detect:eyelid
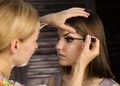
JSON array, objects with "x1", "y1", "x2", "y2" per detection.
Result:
[
  {"x1": 64, "y1": 37, "x2": 74, "y2": 39},
  {"x1": 64, "y1": 35, "x2": 74, "y2": 38},
  {"x1": 65, "y1": 37, "x2": 84, "y2": 41}
]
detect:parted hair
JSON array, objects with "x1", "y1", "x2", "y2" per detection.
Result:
[{"x1": 61, "y1": 10, "x2": 114, "y2": 79}]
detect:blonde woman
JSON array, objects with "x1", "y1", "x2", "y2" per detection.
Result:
[{"x1": 0, "y1": 0, "x2": 89, "y2": 85}]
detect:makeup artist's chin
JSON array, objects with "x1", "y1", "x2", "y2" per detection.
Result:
[
  {"x1": 17, "y1": 63, "x2": 27, "y2": 67},
  {"x1": 20, "y1": 63, "x2": 27, "y2": 67}
]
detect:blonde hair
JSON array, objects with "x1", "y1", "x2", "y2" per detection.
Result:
[{"x1": 0, "y1": 0, "x2": 39, "y2": 52}]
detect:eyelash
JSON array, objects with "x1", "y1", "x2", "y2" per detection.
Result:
[
  {"x1": 64, "y1": 37, "x2": 74, "y2": 42},
  {"x1": 57, "y1": 37, "x2": 74, "y2": 42}
]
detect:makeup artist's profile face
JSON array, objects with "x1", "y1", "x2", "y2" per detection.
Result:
[
  {"x1": 56, "y1": 29, "x2": 84, "y2": 66},
  {"x1": 13, "y1": 22, "x2": 40, "y2": 67}
]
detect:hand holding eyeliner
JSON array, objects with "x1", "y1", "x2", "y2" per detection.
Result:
[{"x1": 83, "y1": 36, "x2": 96, "y2": 49}]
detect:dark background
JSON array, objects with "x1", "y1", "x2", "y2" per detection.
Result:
[
  {"x1": 10, "y1": 0, "x2": 120, "y2": 86},
  {"x1": 96, "y1": 0, "x2": 120, "y2": 84}
]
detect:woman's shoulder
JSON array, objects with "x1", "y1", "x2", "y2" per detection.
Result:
[
  {"x1": 112, "y1": 83, "x2": 120, "y2": 86},
  {"x1": 0, "y1": 76, "x2": 23, "y2": 86},
  {"x1": 100, "y1": 78, "x2": 119, "y2": 86},
  {"x1": 47, "y1": 75, "x2": 55, "y2": 86},
  {"x1": 47, "y1": 72, "x2": 63, "y2": 86}
]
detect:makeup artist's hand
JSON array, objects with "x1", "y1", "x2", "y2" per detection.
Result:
[
  {"x1": 77, "y1": 35, "x2": 100, "y2": 69},
  {"x1": 39, "y1": 7, "x2": 90, "y2": 33},
  {"x1": 70, "y1": 35, "x2": 100, "y2": 86}
]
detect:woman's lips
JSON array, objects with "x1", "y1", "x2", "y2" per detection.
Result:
[{"x1": 58, "y1": 54, "x2": 66, "y2": 59}]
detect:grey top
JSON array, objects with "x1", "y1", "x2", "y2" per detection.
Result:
[
  {"x1": 54, "y1": 73, "x2": 63, "y2": 86},
  {"x1": 54, "y1": 73, "x2": 117, "y2": 86}
]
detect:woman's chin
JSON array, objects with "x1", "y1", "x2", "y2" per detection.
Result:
[{"x1": 59, "y1": 61, "x2": 70, "y2": 66}]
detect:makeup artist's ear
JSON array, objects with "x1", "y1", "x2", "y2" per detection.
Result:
[{"x1": 10, "y1": 39, "x2": 20, "y2": 54}]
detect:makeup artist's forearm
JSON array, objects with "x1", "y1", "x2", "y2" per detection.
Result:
[
  {"x1": 71, "y1": 67, "x2": 85, "y2": 86},
  {"x1": 39, "y1": 14, "x2": 53, "y2": 24}
]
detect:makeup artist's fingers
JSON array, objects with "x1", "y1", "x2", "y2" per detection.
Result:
[
  {"x1": 83, "y1": 35, "x2": 91, "y2": 50},
  {"x1": 79, "y1": 35, "x2": 100, "y2": 66},
  {"x1": 62, "y1": 7, "x2": 90, "y2": 18},
  {"x1": 90, "y1": 36, "x2": 100, "y2": 55},
  {"x1": 40, "y1": 7, "x2": 90, "y2": 33}
]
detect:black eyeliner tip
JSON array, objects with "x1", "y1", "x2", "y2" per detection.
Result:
[
  {"x1": 83, "y1": 37, "x2": 85, "y2": 41},
  {"x1": 91, "y1": 38, "x2": 96, "y2": 42},
  {"x1": 83, "y1": 37, "x2": 96, "y2": 42}
]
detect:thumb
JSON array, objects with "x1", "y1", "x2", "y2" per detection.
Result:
[{"x1": 84, "y1": 35, "x2": 91, "y2": 50}]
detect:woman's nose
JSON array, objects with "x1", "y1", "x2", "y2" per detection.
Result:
[{"x1": 55, "y1": 40, "x2": 64, "y2": 50}]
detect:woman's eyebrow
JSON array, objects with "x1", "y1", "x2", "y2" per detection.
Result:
[{"x1": 63, "y1": 32, "x2": 72, "y2": 37}]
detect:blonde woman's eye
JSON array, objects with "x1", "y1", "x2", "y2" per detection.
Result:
[{"x1": 65, "y1": 38, "x2": 74, "y2": 42}]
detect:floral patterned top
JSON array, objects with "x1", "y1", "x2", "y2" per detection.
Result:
[{"x1": 0, "y1": 76, "x2": 23, "y2": 86}]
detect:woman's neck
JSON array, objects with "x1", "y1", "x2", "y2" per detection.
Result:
[
  {"x1": 71, "y1": 65, "x2": 104, "y2": 86},
  {"x1": 71, "y1": 64, "x2": 88, "y2": 80},
  {"x1": 62, "y1": 65, "x2": 88, "y2": 86},
  {"x1": 0, "y1": 54, "x2": 14, "y2": 79}
]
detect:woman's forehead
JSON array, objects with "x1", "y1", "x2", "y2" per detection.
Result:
[{"x1": 57, "y1": 29, "x2": 82, "y2": 37}]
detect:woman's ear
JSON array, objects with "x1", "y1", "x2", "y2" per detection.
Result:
[{"x1": 10, "y1": 39, "x2": 20, "y2": 55}]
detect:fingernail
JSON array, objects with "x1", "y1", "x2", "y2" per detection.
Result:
[
  {"x1": 87, "y1": 13, "x2": 90, "y2": 15},
  {"x1": 85, "y1": 15, "x2": 89, "y2": 18},
  {"x1": 72, "y1": 30, "x2": 76, "y2": 33},
  {"x1": 82, "y1": 8, "x2": 85, "y2": 10},
  {"x1": 87, "y1": 34, "x2": 91, "y2": 38}
]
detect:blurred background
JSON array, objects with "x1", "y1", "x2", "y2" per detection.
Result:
[{"x1": 10, "y1": 0, "x2": 120, "y2": 86}]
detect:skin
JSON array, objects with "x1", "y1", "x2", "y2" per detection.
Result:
[
  {"x1": 56, "y1": 29, "x2": 85, "y2": 86},
  {"x1": 39, "y1": 7, "x2": 90, "y2": 33},
  {"x1": 0, "y1": 7, "x2": 95, "y2": 85},
  {"x1": 0, "y1": 7, "x2": 90, "y2": 79},
  {"x1": 54, "y1": 29, "x2": 119, "y2": 86},
  {"x1": 56, "y1": 29, "x2": 84, "y2": 68},
  {"x1": 47, "y1": 29, "x2": 100, "y2": 86},
  {"x1": 12, "y1": 22, "x2": 41, "y2": 67},
  {"x1": 70, "y1": 34, "x2": 100, "y2": 86}
]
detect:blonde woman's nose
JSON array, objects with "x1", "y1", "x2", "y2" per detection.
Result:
[{"x1": 35, "y1": 42, "x2": 38, "y2": 49}]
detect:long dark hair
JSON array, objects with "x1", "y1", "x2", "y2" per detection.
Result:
[{"x1": 61, "y1": 10, "x2": 114, "y2": 79}]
